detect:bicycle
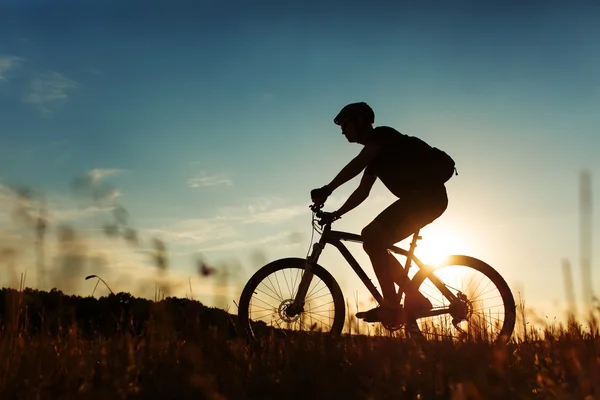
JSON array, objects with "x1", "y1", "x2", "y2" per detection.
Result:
[{"x1": 238, "y1": 204, "x2": 516, "y2": 343}]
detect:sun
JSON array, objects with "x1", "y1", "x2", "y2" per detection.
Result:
[{"x1": 413, "y1": 226, "x2": 470, "y2": 266}]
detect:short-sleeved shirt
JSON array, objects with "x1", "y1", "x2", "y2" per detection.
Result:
[{"x1": 365, "y1": 126, "x2": 442, "y2": 198}]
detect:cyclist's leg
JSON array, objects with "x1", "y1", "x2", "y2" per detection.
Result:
[
  {"x1": 361, "y1": 186, "x2": 448, "y2": 309},
  {"x1": 361, "y1": 220, "x2": 397, "y2": 308}
]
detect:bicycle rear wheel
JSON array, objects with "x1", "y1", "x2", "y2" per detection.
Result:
[
  {"x1": 407, "y1": 255, "x2": 516, "y2": 343},
  {"x1": 238, "y1": 257, "x2": 345, "y2": 338}
]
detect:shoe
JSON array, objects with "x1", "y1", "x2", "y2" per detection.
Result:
[
  {"x1": 356, "y1": 306, "x2": 405, "y2": 324},
  {"x1": 404, "y1": 291, "x2": 432, "y2": 317}
]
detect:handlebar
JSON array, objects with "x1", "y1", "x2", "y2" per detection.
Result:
[{"x1": 309, "y1": 203, "x2": 340, "y2": 227}]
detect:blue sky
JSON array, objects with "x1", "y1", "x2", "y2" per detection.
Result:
[{"x1": 0, "y1": 0, "x2": 599, "y2": 321}]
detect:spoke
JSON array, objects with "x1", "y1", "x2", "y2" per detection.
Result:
[
  {"x1": 301, "y1": 316, "x2": 331, "y2": 331},
  {"x1": 305, "y1": 280, "x2": 325, "y2": 300},
  {"x1": 473, "y1": 303, "x2": 504, "y2": 311},
  {"x1": 245, "y1": 266, "x2": 340, "y2": 334},
  {"x1": 252, "y1": 310, "x2": 279, "y2": 320},
  {"x1": 472, "y1": 288, "x2": 502, "y2": 302},
  {"x1": 291, "y1": 268, "x2": 301, "y2": 298},
  {"x1": 470, "y1": 313, "x2": 505, "y2": 324},
  {"x1": 282, "y1": 269, "x2": 293, "y2": 297},
  {"x1": 249, "y1": 304, "x2": 276, "y2": 312},
  {"x1": 252, "y1": 294, "x2": 280, "y2": 311},
  {"x1": 471, "y1": 298, "x2": 504, "y2": 307},
  {"x1": 305, "y1": 300, "x2": 334, "y2": 311},
  {"x1": 440, "y1": 280, "x2": 461, "y2": 294},
  {"x1": 467, "y1": 275, "x2": 486, "y2": 300},
  {"x1": 271, "y1": 272, "x2": 285, "y2": 300},
  {"x1": 272, "y1": 317, "x2": 285, "y2": 330},
  {"x1": 257, "y1": 279, "x2": 282, "y2": 301},
  {"x1": 265, "y1": 276, "x2": 284, "y2": 301},
  {"x1": 305, "y1": 305, "x2": 335, "y2": 315},
  {"x1": 298, "y1": 319, "x2": 316, "y2": 331},
  {"x1": 463, "y1": 270, "x2": 477, "y2": 295},
  {"x1": 306, "y1": 292, "x2": 333, "y2": 303},
  {"x1": 472, "y1": 279, "x2": 492, "y2": 300},
  {"x1": 472, "y1": 305, "x2": 506, "y2": 313},
  {"x1": 305, "y1": 285, "x2": 330, "y2": 303},
  {"x1": 304, "y1": 311, "x2": 334, "y2": 319},
  {"x1": 254, "y1": 287, "x2": 283, "y2": 304}
]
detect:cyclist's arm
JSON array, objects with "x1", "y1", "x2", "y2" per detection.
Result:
[
  {"x1": 326, "y1": 143, "x2": 381, "y2": 192},
  {"x1": 335, "y1": 172, "x2": 376, "y2": 217}
]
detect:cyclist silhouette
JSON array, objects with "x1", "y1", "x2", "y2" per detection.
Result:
[{"x1": 311, "y1": 102, "x2": 451, "y2": 323}]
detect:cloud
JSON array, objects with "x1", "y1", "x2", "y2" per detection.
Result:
[
  {"x1": 71, "y1": 169, "x2": 124, "y2": 206},
  {"x1": 88, "y1": 168, "x2": 124, "y2": 183},
  {"x1": 0, "y1": 181, "x2": 312, "y2": 303},
  {"x1": 218, "y1": 197, "x2": 307, "y2": 225},
  {"x1": 0, "y1": 183, "x2": 114, "y2": 234},
  {"x1": 244, "y1": 196, "x2": 281, "y2": 213},
  {"x1": 24, "y1": 71, "x2": 79, "y2": 113},
  {"x1": 242, "y1": 205, "x2": 307, "y2": 225},
  {"x1": 0, "y1": 183, "x2": 38, "y2": 226},
  {"x1": 49, "y1": 206, "x2": 108, "y2": 223},
  {"x1": 187, "y1": 171, "x2": 232, "y2": 188},
  {"x1": 143, "y1": 197, "x2": 307, "y2": 252},
  {"x1": 0, "y1": 55, "x2": 23, "y2": 82},
  {"x1": 145, "y1": 218, "x2": 237, "y2": 246},
  {"x1": 197, "y1": 232, "x2": 291, "y2": 252}
]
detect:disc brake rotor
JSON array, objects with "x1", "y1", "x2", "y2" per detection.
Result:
[{"x1": 278, "y1": 299, "x2": 302, "y2": 323}]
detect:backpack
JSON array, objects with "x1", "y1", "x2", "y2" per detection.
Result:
[{"x1": 427, "y1": 147, "x2": 458, "y2": 184}]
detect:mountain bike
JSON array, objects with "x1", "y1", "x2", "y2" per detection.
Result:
[{"x1": 238, "y1": 204, "x2": 516, "y2": 342}]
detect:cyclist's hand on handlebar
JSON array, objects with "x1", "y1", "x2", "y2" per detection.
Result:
[
  {"x1": 318, "y1": 210, "x2": 341, "y2": 226},
  {"x1": 311, "y1": 185, "x2": 332, "y2": 205}
]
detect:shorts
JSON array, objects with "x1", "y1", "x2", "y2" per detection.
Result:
[{"x1": 371, "y1": 185, "x2": 448, "y2": 244}]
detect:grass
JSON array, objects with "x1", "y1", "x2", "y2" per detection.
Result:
[
  {"x1": 2, "y1": 184, "x2": 598, "y2": 398},
  {"x1": 1, "y1": 288, "x2": 600, "y2": 399}
]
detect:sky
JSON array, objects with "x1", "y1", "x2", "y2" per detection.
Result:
[{"x1": 0, "y1": 0, "x2": 599, "y2": 323}]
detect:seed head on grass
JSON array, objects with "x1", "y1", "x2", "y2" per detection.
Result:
[
  {"x1": 123, "y1": 228, "x2": 139, "y2": 246},
  {"x1": 103, "y1": 223, "x2": 120, "y2": 237},
  {"x1": 152, "y1": 238, "x2": 168, "y2": 271},
  {"x1": 197, "y1": 257, "x2": 216, "y2": 277}
]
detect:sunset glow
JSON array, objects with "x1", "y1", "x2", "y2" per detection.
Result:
[{"x1": 414, "y1": 226, "x2": 474, "y2": 267}]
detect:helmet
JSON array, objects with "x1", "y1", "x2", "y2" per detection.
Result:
[{"x1": 333, "y1": 102, "x2": 375, "y2": 126}]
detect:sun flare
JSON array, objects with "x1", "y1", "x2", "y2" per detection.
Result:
[{"x1": 412, "y1": 227, "x2": 471, "y2": 266}]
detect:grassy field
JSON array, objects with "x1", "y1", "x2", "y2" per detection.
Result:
[{"x1": 1, "y1": 289, "x2": 599, "y2": 400}]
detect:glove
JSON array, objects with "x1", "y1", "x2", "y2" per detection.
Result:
[
  {"x1": 310, "y1": 185, "x2": 332, "y2": 205},
  {"x1": 317, "y1": 210, "x2": 341, "y2": 226}
]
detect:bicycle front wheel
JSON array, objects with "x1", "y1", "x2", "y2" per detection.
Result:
[
  {"x1": 408, "y1": 255, "x2": 516, "y2": 343},
  {"x1": 238, "y1": 257, "x2": 345, "y2": 338}
]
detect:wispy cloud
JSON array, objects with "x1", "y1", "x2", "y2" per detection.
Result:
[
  {"x1": 145, "y1": 217, "x2": 237, "y2": 245},
  {"x1": 144, "y1": 197, "x2": 307, "y2": 252},
  {"x1": 187, "y1": 171, "x2": 232, "y2": 188},
  {"x1": 242, "y1": 205, "x2": 307, "y2": 225},
  {"x1": 0, "y1": 55, "x2": 23, "y2": 82},
  {"x1": 0, "y1": 183, "x2": 37, "y2": 226},
  {"x1": 49, "y1": 205, "x2": 109, "y2": 223},
  {"x1": 218, "y1": 197, "x2": 307, "y2": 225},
  {"x1": 197, "y1": 232, "x2": 291, "y2": 252},
  {"x1": 88, "y1": 168, "x2": 124, "y2": 183},
  {"x1": 24, "y1": 71, "x2": 78, "y2": 113},
  {"x1": 0, "y1": 182, "x2": 114, "y2": 229},
  {"x1": 71, "y1": 168, "x2": 124, "y2": 206}
]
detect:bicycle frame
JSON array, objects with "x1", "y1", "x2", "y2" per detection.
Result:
[{"x1": 291, "y1": 220, "x2": 460, "y2": 319}]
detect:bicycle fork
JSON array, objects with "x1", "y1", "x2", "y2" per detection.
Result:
[{"x1": 288, "y1": 241, "x2": 324, "y2": 316}]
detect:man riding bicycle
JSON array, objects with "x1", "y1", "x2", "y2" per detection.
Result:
[{"x1": 311, "y1": 102, "x2": 454, "y2": 324}]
